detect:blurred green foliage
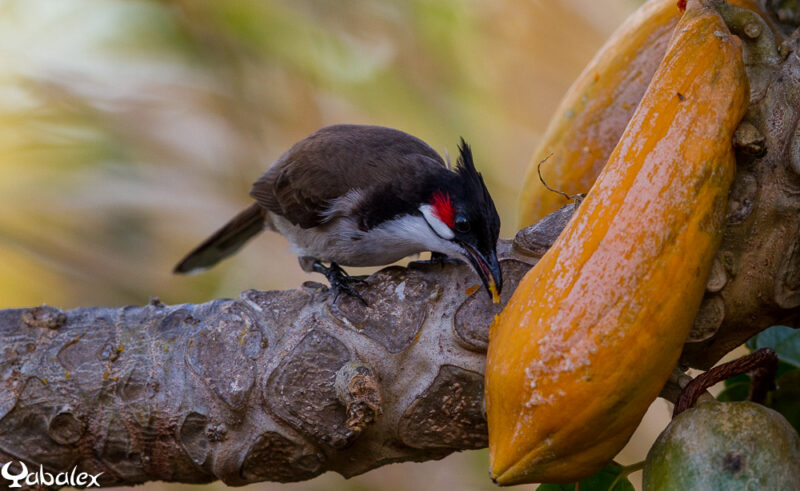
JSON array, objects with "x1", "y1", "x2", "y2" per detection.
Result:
[{"x1": 537, "y1": 463, "x2": 635, "y2": 491}]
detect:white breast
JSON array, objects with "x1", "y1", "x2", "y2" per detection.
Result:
[{"x1": 268, "y1": 211, "x2": 463, "y2": 267}]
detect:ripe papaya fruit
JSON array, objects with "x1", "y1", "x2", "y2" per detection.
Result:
[
  {"x1": 518, "y1": 0, "x2": 772, "y2": 227},
  {"x1": 642, "y1": 401, "x2": 800, "y2": 490},
  {"x1": 487, "y1": 0, "x2": 749, "y2": 485},
  {"x1": 517, "y1": 0, "x2": 679, "y2": 227}
]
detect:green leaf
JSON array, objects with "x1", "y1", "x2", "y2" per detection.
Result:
[
  {"x1": 775, "y1": 332, "x2": 800, "y2": 368},
  {"x1": 747, "y1": 325, "x2": 791, "y2": 350},
  {"x1": 718, "y1": 362, "x2": 798, "y2": 402},
  {"x1": 723, "y1": 372, "x2": 750, "y2": 388},
  {"x1": 746, "y1": 325, "x2": 793, "y2": 350},
  {"x1": 778, "y1": 360, "x2": 799, "y2": 378},
  {"x1": 747, "y1": 326, "x2": 800, "y2": 367},
  {"x1": 717, "y1": 381, "x2": 750, "y2": 402},
  {"x1": 536, "y1": 463, "x2": 635, "y2": 491},
  {"x1": 536, "y1": 483, "x2": 572, "y2": 490},
  {"x1": 772, "y1": 370, "x2": 800, "y2": 434}
]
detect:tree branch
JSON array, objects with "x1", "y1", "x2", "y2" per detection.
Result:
[{"x1": 0, "y1": 232, "x2": 548, "y2": 487}]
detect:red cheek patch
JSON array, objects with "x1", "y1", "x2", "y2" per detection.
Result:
[{"x1": 431, "y1": 191, "x2": 455, "y2": 228}]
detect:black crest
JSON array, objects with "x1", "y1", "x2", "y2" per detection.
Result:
[
  {"x1": 455, "y1": 140, "x2": 498, "y2": 216},
  {"x1": 455, "y1": 139, "x2": 485, "y2": 197},
  {"x1": 452, "y1": 138, "x2": 501, "y2": 245}
]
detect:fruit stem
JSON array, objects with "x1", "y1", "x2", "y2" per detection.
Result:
[
  {"x1": 747, "y1": 348, "x2": 780, "y2": 403},
  {"x1": 673, "y1": 348, "x2": 778, "y2": 416}
]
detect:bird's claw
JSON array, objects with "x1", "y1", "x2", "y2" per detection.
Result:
[
  {"x1": 313, "y1": 261, "x2": 368, "y2": 305},
  {"x1": 331, "y1": 280, "x2": 368, "y2": 306}
]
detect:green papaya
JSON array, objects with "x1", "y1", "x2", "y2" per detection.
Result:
[{"x1": 643, "y1": 401, "x2": 800, "y2": 490}]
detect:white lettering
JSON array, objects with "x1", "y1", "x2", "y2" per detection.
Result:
[
  {"x1": 1, "y1": 461, "x2": 28, "y2": 488},
  {"x1": 56, "y1": 472, "x2": 70, "y2": 486},
  {"x1": 25, "y1": 471, "x2": 38, "y2": 486},
  {"x1": 87, "y1": 472, "x2": 103, "y2": 487},
  {"x1": 39, "y1": 465, "x2": 54, "y2": 486},
  {"x1": 0, "y1": 461, "x2": 102, "y2": 488}
]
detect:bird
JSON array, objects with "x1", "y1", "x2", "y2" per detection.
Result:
[{"x1": 173, "y1": 124, "x2": 502, "y2": 303}]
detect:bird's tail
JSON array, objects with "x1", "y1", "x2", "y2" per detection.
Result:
[{"x1": 173, "y1": 203, "x2": 267, "y2": 274}]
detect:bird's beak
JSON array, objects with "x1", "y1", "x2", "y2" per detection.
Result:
[{"x1": 462, "y1": 244, "x2": 503, "y2": 303}]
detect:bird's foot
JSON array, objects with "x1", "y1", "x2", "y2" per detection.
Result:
[{"x1": 312, "y1": 261, "x2": 367, "y2": 305}]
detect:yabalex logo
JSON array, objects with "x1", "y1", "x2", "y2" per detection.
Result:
[{"x1": 1, "y1": 461, "x2": 102, "y2": 488}]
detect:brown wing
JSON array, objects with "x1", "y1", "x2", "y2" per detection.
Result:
[{"x1": 250, "y1": 125, "x2": 446, "y2": 228}]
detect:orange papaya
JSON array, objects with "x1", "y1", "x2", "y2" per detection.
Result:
[
  {"x1": 518, "y1": 0, "x2": 772, "y2": 227},
  {"x1": 487, "y1": 0, "x2": 749, "y2": 484},
  {"x1": 518, "y1": 0, "x2": 679, "y2": 227}
]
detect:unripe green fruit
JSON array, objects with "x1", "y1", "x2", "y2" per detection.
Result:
[{"x1": 643, "y1": 401, "x2": 800, "y2": 490}]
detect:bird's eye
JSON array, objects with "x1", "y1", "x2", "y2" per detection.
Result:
[{"x1": 454, "y1": 217, "x2": 470, "y2": 233}]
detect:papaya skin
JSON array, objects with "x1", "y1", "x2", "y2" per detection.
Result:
[
  {"x1": 487, "y1": 0, "x2": 749, "y2": 485},
  {"x1": 518, "y1": 0, "x2": 679, "y2": 227},
  {"x1": 518, "y1": 0, "x2": 770, "y2": 228}
]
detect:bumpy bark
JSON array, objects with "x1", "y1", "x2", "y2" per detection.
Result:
[
  {"x1": 1, "y1": 3, "x2": 800, "y2": 489},
  {"x1": 0, "y1": 237, "x2": 545, "y2": 488}
]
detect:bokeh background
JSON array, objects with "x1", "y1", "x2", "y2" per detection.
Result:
[{"x1": 0, "y1": 0, "x2": 677, "y2": 489}]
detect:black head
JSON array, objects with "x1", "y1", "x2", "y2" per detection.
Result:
[{"x1": 424, "y1": 139, "x2": 502, "y2": 301}]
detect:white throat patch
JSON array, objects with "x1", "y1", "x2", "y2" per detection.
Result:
[{"x1": 419, "y1": 204, "x2": 455, "y2": 240}]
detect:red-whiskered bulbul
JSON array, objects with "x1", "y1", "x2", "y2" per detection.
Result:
[{"x1": 173, "y1": 124, "x2": 502, "y2": 302}]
